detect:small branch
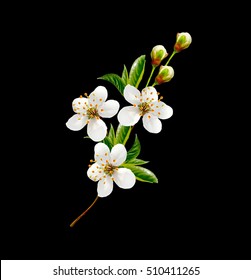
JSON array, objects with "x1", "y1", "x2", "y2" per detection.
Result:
[{"x1": 70, "y1": 195, "x2": 99, "y2": 227}]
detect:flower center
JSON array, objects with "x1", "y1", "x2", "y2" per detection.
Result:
[
  {"x1": 87, "y1": 107, "x2": 99, "y2": 119},
  {"x1": 138, "y1": 102, "x2": 151, "y2": 115},
  {"x1": 104, "y1": 163, "x2": 116, "y2": 175}
]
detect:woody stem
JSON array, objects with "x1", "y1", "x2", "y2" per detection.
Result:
[{"x1": 70, "y1": 195, "x2": 99, "y2": 227}]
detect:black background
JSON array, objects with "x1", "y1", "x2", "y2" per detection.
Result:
[{"x1": 2, "y1": 4, "x2": 250, "y2": 261}]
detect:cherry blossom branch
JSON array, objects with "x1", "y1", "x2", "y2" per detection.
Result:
[{"x1": 66, "y1": 32, "x2": 192, "y2": 227}]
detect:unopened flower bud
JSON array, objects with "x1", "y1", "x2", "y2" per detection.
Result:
[
  {"x1": 174, "y1": 32, "x2": 192, "y2": 53},
  {"x1": 150, "y1": 45, "x2": 168, "y2": 67},
  {"x1": 155, "y1": 65, "x2": 174, "y2": 85}
]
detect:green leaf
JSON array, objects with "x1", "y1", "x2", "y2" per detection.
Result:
[
  {"x1": 124, "y1": 158, "x2": 149, "y2": 165},
  {"x1": 102, "y1": 124, "x2": 116, "y2": 149},
  {"x1": 121, "y1": 64, "x2": 128, "y2": 84},
  {"x1": 128, "y1": 55, "x2": 146, "y2": 88},
  {"x1": 122, "y1": 165, "x2": 158, "y2": 183},
  {"x1": 98, "y1": 73, "x2": 126, "y2": 95},
  {"x1": 115, "y1": 124, "x2": 131, "y2": 145},
  {"x1": 107, "y1": 123, "x2": 115, "y2": 144},
  {"x1": 126, "y1": 134, "x2": 141, "y2": 161},
  {"x1": 102, "y1": 136, "x2": 113, "y2": 150}
]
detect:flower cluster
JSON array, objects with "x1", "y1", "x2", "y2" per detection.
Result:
[{"x1": 66, "y1": 32, "x2": 192, "y2": 227}]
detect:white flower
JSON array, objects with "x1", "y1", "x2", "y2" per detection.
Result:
[
  {"x1": 87, "y1": 143, "x2": 136, "y2": 197},
  {"x1": 66, "y1": 86, "x2": 119, "y2": 142},
  {"x1": 117, "y1": 85, "x2": 173, "y2": 133}
]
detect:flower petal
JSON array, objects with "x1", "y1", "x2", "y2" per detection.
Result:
[
  {"x1": 89, "y1": 86, "x2": 108, "y2": 106},
  {"x1": 66, "y1": 114, "x2": 88, "y2": 131},
  {"x1": 113, "y1": 168, "x2": 136, "y2": 189},
  {"x1": 99, "y1": 100, "x2": 120, "y2": 118},
  {"x1": 87, "y1": 163, "x2": 104, "y2": 181},
  {"x1": 87, "y1": 118, "x2": 107, "y2": 142},
  {"x1": 152, "y1": 101, "x2": 173, "y2": 119},
  {"x1": 97, "y1": 176, "x2": 113, "y2": 197},
  {"x1": 72, "y1": 97, "x2": 88, "y2": 114},
  {"x1": 94, "y1": 142, "x2": 111, "y2": 165},
  {"x1": 142, "y1": 113, "x2": 162, "y2": 133},
  {"x1": 117, "y1": 106, "x2": 141, "y2": 126},
  {"x1": 110, "y1": 144, "x2": 127, "y2": 166},
  {"x1": 124, "y1": 84, "x2": 141, "y2": 105},
  {"x1": 141, "y1": 86, "x2": 158, "y2": 102}
]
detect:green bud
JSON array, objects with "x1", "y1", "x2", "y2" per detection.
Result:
[
  {"x1": 150, "y1": 45, "x2": 168, "y2": 67},
  {"x1": 155, "y1": 65, "x2": 174, "y2": 85},
  {"x1": 174, "y1": 32, "x2": 192, "y2": 53}
]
